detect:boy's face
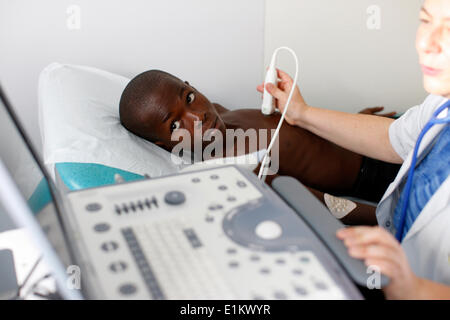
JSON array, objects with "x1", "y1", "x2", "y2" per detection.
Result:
[{"x1": 141, "y1": 77, "x2": 226, "y2": 151}]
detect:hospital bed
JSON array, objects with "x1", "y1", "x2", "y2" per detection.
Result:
[{"x1": 15, "y1": 63, "x2": 388, "y2": 299}]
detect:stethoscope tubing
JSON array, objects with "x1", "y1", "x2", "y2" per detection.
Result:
[{"x1": 395, "y1": 100, "x2": 450, "y2": 241}]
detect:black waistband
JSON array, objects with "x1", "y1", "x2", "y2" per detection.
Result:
[{"x1": 351, "y1": 157, "x2": 401, "y2": 203}]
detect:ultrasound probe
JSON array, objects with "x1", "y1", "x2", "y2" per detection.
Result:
[{"x1": 259, "y1": 47, "x2": 299, "y2": 180}]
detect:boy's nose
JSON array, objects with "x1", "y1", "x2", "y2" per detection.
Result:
[{"x1": 185, "y1": 109, "x2": 206, "y2": 123}]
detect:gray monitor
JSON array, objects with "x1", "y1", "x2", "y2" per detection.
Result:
[{"x1": 0, "y1": 84, "x2": 81, "y2": 299}]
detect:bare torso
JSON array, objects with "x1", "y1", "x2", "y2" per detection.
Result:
[{"x1": 214, "y1": 104, "x2": 362, "y2": 194}]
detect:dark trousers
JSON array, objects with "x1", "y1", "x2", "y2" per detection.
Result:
[{"x1": 350, "y1": 157, "x2": 401, "y2": 203}]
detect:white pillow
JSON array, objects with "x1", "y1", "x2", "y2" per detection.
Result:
[
  {"x1": 180, "y1": 149, "x2": 266, "y2": 174},
  {"x1": 38, "y1": 63, "x2": 184, "y2": 180}
]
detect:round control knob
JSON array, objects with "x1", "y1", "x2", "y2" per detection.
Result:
[
  {"x1": 255, "y1": 220, "x2": 282, "y2": 240},
  {"x1": 164, "y1": 191, "x2": 186, "y2": 205}
]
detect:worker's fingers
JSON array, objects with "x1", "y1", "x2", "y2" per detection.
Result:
[
  {"x1": 347, "y1": 244, "x2": 402, "y2": 270},
  {"x1": 363, "y1": 258, "x2": 398, "y2": 279},
  {"x1": 265, "y1": 83, "x2": 285, "y2": 100},
  {"x1": 278, "y1": 80, "x2": 290, "y2": 91},
  {"x1": 258, "y1": 82, "x2": 285, "y2": 93},
  {"x1": 337, "y1": 226, "x2": 400, "y2": 251},
  {"x1": 276, "y1": 68, "x2": 293, "y2": 84}
]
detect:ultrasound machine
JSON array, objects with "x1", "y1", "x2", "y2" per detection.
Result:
[{"x1": 0, "y1": 85, "x2": 387, "y2": 300}]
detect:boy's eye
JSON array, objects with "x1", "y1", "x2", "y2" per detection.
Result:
[
  {"x1": 170, "y1": 120, "x2": 180, "y2": 132},
  {"x1": 187, "y1": 92, "x2": 195, "y2": 104}
]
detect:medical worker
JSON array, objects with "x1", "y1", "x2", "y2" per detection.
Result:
[{"x1": 258, "y1": 0, "x2": 450, "y2": 299}]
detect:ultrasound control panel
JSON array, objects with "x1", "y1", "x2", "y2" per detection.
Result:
[{"x1": 66, "y1": 166, "x2": 362, "y2": 300}]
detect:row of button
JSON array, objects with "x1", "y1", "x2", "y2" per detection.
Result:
[
  {"x1": 227, "y1": 260, "x2": 305, "y2": 277},
  {"x1": 226, "y1": 247, "x2": 311, "y2": 261},
  {"x1": 114, "y1": 197, "x2": 158, "y2": 215},
  {"x1": 191, "y1": 174, "x2": 248, "y2": 189},
  {"x1": 94, "y1": 228, "x2": 139, "y2": 296},
  {"x1": 86, "y1": 191, "x2": 186, "y2": 217},
  {"x1": 252, "y1": 281, "x2": 328, "y2": 300},
  {"x1": 87, "y1": 190, "x2": 186, "y2": 298}
]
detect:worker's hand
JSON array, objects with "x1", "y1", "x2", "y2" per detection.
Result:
[
  {"x1": 358, "y1": 106, "x2": 397, "y2": 118},
  {"x1": 337, "y1": 226, "x2": 421, "y2": 300},
  {"x1": 257, "y1": 68, "x2": 308, "y2": 126}
]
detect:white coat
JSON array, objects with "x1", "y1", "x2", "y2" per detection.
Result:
[{"x1": 377, "y1": 94, "x2": 450, "y2": 285}]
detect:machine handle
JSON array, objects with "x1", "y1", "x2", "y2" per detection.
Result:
[{"x1": 272, "y1": 176, "x2": 389, "y2": 288}]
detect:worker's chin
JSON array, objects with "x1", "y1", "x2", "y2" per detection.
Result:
[{"x1": 423, "y1": 76, "x2": 450, "y2": 98}]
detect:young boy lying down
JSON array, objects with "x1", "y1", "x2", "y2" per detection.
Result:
[{"x1": 119, "y1": 70, "x2": 400, "y2": 225}]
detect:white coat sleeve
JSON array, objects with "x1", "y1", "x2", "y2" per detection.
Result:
[{"x1": 389, "y1": 95, "x2": 448, "y2": 160}]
